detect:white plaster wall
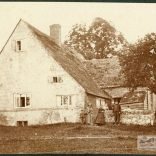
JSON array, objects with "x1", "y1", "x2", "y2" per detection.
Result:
[
  {"x1": 0, "y1": 20, "x2": 85, "y2": 126},
  {"x1": 0, "y1": 108, "x2": 82, "y2": 126}
]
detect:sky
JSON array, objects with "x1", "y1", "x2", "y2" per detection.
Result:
[{"x1": 0, "y1": 2, "x2": 156, "y2": 50}]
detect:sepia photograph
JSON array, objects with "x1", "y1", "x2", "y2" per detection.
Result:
[{"x1": 0, "y1": 1, "x2": 156, "y2": 154}]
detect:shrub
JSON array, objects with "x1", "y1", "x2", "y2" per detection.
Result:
[{"x1": 0, "y1": 114, "x2": 8, "y2": 125}]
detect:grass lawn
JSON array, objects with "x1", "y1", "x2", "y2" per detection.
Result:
[{"x1": 0, "y1": 123, "x2": 156, "y2": 154}]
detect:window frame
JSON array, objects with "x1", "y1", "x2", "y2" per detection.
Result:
[
  {"x1": 16, "y1": 40, "x2": 21, "y2": 51},
  {"x1": 14, "y1": 93, "x2": 31, "y2": 108},
  {"x1": 11, "y1": 39, "x2": 25, "y2": 52},
  {"x1": 96, "y1": 97, "x2": 107, "y2": 109},
  {"x1": 53, "y1": 76, "x2": 63, "y2": 83},
  {"x1": 56, "y1": 95, "x2": 72, "y2": 107},
  {"x1": 17, "y1": 121, "x2": 28, "y2": 127},
  {"x1": 53, "y1": 77, "x2": 58, "y2": 83},
  {"x1": 48, "y1": 76, "x2": 63, "y2": 83}
]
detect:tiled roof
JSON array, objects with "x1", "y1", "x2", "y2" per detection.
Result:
[
  {"x1": 105, "y1": 87, "x2": 129, "y2": 98},
  {"x1": 84, "y1": 56, "x2": 126, "y2": 89}
]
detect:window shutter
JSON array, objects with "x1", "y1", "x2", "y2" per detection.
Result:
[
  {"x1": 74, "y1": 95, "x2": 79, "y2": 106},
  {"x1": 14, "y1": 93, "x2": 20, "y2": 107},
  {"x1": 61, "y1": 96, "x2": 63, "y2": 105},
  {"x1": 69, "y1": 96, "x2": 72, "y2": 105},
  {"x1": 26, "y1": 93, "x2": 31, "y2": 106},
  {"x1": 21, "y1": 39, "x2": 27, "y2": 51},
  {"x1": 26, "y1": 97, "x2": 30, "y2": 106},
  {"x1": 96, "y1": 98, "x2": 100, "y2": 108},
  {"x1": 48, "y1": 76, "x2": 53, "y2": 83},
  {"x1": 63, "y1": 96, "x2": 68, "y2": 105},
  {"x1": 56, "y1": 96, "x2": 62, "y2": 106},
  {"x1": 58, "y1": 77, "x2": 63, "y2": 83},
  {"x1": 103, "y1": 99, "x2": 108, "y2": 109},
  {"x1": 11, "y1": 40, "x2": 16, "y2": 51},
  {"x1": 17, "y1": 97, "x2": 20, "y2": 107}
]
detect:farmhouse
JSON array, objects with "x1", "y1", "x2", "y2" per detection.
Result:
[
  {"x1": 84, "y1": 56, "x2": 156, "y2": 111},
  {"x1": 0, "y1": 19, "x2": 111, "y2": 126}
]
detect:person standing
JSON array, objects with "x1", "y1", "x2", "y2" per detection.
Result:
[
  {"x1": 80, "y1": 109, "x2": 87, "y2": 124},
  {"x1": 95, "y1": 107, "x2": 105, "y2": 126},
  {"x1": 86, "y1": 104, "x2": 93, "y2": 125},
  {"x1": 113, "y1": 101, "x2": 121, "y2": 125}
]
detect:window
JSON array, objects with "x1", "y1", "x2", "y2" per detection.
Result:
[
  {"x1": 96, "y1": 98, "x2": 102, "y2": 108},
  {"x1": 17, "y1": 121, "x2": 28, "y2": 127},
  {"x1": 14, "y1": 93, "x2": 31, "y2": 108},
  {"x1": 53, "y1": 77, "x2": 63, "y2": 83},
  {"x1": 11, "y1": 40, "x2": 24, "y2": 52},
  {"x1": 96, "y1": 98, "x2": 108, "y2": 109},
  {"x1": 57, "y1": 95, "x2": 72, "y2": 106},
  {"x1": 17, "y1": 41, "x2": 21, "y2": 51},
  {"x1": 53, "y1": 77, "x2": 58, "y2": 83},
  {"x1": 48, "y1": 76, "x2": 63, "y2": 83}
]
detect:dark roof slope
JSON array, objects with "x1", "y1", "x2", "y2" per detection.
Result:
[
  {"x1": 22, "y1": 20, "x2": 111, "y2": 99},
  {"x1": 120, "y1": 91, "x2": 146, "y2": 104},
  {"x1": 84, "y1": 57, "x2": 126, "y2": 89},
  {"x1": 105, "y1": 87, "x2": 129, "y2": 98}
]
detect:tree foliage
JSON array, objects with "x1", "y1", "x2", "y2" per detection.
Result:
[
  {"x1": 120, "y1": 33, "x2": 156, "y2": 93},
  {"x1": 64, "y1": 17, "x2": 127, "y2": 59}
]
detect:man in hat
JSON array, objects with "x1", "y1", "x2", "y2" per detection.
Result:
[{"x1": 113, "y1": 101, "x2": 121, "y2": 125}]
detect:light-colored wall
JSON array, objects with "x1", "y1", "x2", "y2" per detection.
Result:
[
  {"x1": 0, "y1": 21, "x2": 85, "y2": 126},
  {"x1": 153, "y1": 93, "x2": 156, "y2": 111}
]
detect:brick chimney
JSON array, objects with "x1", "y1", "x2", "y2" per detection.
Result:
[{"x1": 49, "y1": 24, "x2": 61, "y2": 46}]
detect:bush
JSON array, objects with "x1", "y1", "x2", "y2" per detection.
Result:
[{"x1": 0, "y1": 114, "x2": 8, "y2": 125}]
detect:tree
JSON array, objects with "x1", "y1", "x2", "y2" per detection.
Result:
[
  {"x1": 120, "y1": 33, "x2": 156, "y2": 93},
  {"x1": 64, "y1": 17, "x2": 127, "y2": 60}
]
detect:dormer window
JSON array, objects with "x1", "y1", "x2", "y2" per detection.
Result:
[{"x1": 17, "y1": 41, "x2": 21, "y2": 51}]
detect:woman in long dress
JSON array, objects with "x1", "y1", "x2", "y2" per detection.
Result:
[{"x1": 95, "y1": 107, "x2": 105, "y2": 125}]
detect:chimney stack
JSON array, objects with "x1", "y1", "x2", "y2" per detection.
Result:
[{"x1": 49, "y1": 24, "x2": 61, "y2": 46}]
